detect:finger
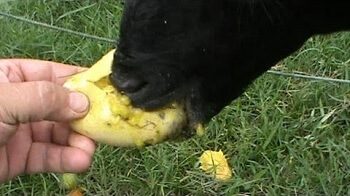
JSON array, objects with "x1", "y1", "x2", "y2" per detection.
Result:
[
  {"x1": 68, "y1": 132, "x2": 96, "y2": 155},
  {"x1": 31, "y1": 121, "x2": 95, "y2": 154},
  {"x1": 0, "y1": 81, "x2": 89, "y2": 125},
  {"x1": 25, "y1": 142, "x2": 94, "y2": 175},
  {"x1": 0, "y1": 68, "x2": 10, "y2": 83},
  {"x1": 5, "y1": 124, "x2": 32, "y2": 180},
  {"x1": 0, "y1": 122, "x2": 17, "y2": 146},
  {"x1": 30, "y1": 122, "x2": 72, "y2": 145},
  {"x1": 0, "y1": 59, "x2": 87, "y2": 84},
  {"x1": 30, "y1": 122, "x2": 95, "y2": 154},
  {"x1": 5, "y1": 124, "x2": 95, "y2": 180},
  {"x1": 0, "y1": 147, "x2": 10, "y2": 183}
]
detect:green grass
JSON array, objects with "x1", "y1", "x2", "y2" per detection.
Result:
[{"x1": 1, "y1": 1, "x2": 349, "y2": 195}]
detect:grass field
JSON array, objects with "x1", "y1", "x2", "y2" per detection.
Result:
[{"x1": 0, "y1": 1, "x2": 349, "y2": 195}]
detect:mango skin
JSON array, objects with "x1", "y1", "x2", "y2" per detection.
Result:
[{"x1": 64, "y1": 49, "x2": 187, "y2": 147}]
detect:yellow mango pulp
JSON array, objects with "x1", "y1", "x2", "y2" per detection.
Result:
[{"x1": 199, "y1": 150, "x2": 232, "y2": 181}]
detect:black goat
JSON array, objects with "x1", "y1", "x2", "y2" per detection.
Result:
[{"x1": 110, "y1": 0, "x2": 350, "y2": 127}]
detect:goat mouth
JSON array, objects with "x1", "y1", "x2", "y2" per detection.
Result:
[{"x1": 126, "y1": 85, "x2": 188, "y2": 111}]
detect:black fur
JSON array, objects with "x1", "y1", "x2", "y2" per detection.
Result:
[{"x1": 110, "y1": 0, "x2": 350, "y2": 127}]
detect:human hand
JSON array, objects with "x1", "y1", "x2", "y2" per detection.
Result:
[{"x1": 0, "y1": 59, "x2": 96, "y2": 183}]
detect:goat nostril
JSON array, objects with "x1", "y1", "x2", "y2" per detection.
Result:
[{"x1": 116, "y1": 77, "x2": 146, "y2": 93}]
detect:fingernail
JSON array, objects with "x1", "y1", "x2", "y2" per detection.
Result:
[{"x1": 69, "y1": 92, "x2": 89, "y2": 113}]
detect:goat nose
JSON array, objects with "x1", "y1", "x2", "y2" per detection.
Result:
[
  {"x1": 118, "y1": 77, "x2": 146, "y2": 93},
  {"x1": 110, "y1": 73, "x2": 146, "y2": 93}
]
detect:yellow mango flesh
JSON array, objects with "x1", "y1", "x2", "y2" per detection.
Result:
[
  {"x1": 64, "y1": 49, "x2": 187, "y2": 147},
  {"x1": 199, "y1": 150, "x2": 232, "y2": 181}
]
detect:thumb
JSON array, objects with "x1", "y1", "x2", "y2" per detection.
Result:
[{"x1": 0, "y1": 81, "x2": 89, "y2": 125}]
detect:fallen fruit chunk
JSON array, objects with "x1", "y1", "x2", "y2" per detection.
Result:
[
  {"x1": 64, "y1": 49, "x2": 187, "y2": 147},
  {"x1": 68, "y1": 188, "x2": 84, "y2": 196},
  {"x1": 199, "y1": 150, "x2": 232, "y2": 181},
  {"x1": 61, "y1": 173, "x2": 78, "y2": 190}
]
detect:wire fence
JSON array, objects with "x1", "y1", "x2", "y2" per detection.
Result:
[
  {"x1": 1, "y1": 11, "x2": 350, "y2": 85},
  {"x1": 0, "y1": 11, "x2": 116, "y2": 44}
]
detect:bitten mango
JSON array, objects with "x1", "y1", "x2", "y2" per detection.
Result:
[{"x1": 64, "y1": 49, "x2": 187, "y2": 147}]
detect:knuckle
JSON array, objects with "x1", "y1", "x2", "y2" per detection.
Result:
[
  {"x1": 0, "y1": 63, "x2": 10, "y2": 77},
  {"x1": 36, "y1": 81, "x2": 61, "y2": 111},
  {"x1": 0, "y1": 61, "x2": 24, "y2": 82}
]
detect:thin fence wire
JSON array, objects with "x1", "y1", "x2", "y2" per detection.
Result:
[
  {"x1": 0, "y1": 11, "x2": 116, "y2": 44},
  {"x1": 267, "y1": 70, "x2": 350, "y2": 84},
  {"x1": 1, "y1": 11, "x2": 350, "y2": 85}
]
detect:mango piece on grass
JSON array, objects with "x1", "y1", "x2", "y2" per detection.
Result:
[{"x1": 199, "y1": 150, "x2": 232, "y2": 181}]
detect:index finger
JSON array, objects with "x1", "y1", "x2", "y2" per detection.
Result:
[{"x1": 0, "y1": 59, "x2": 87, "y2": 84}]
